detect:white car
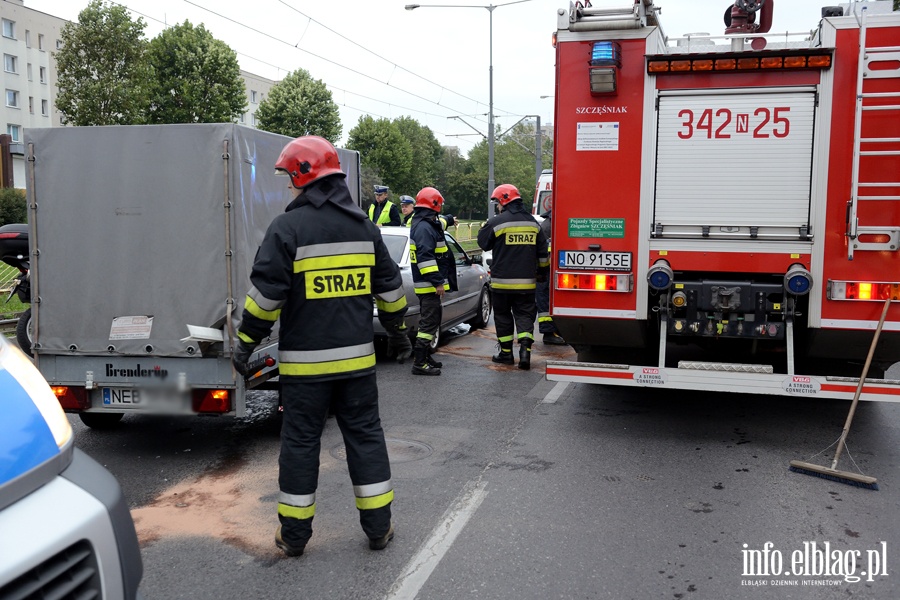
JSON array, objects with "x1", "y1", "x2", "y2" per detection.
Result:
[
  {"x1": 0, "y1": 335, "x2": 143, "y2": 599},
  {"x1": 375, "y1": 227, "x2": 492, "y2": 346}
]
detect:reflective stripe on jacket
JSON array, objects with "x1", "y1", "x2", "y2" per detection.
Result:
[
  {"x1": 477, "y1": 201, "x2": 550, "y2": 293},
  {"x1": 238, "y1": 177, "x2": 407, "y2": 381}
]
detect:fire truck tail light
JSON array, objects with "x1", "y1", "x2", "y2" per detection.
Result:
[
  {"x1": 557, "y1": 272, "x2": 631, "y2": 292},
  {"x1": 807, "y1": 55, "x2": 832, "y2": 68},
  {"x1": 828, "y1": 280, "x2": 900, "y2": 301},
  {"x1": 647, "y1": 260, "x2": 674, "y2": 291},
  {"x1": 738, "y1": 57, "x2": 760, "y2": 69},
  {"x1": 760, "y1": 57, "x2": 784, "y2": 69},
  {"x1": 784, "y1": 264, "x2": 813, "y2": 296}
]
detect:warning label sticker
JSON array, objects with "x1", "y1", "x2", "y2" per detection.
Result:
[
  {"x1": 634, "y1": 367, "x2": 667, "y2": 386},
  {"x1": 782, "y1": 376, "x2": 821, "y2": 396},
  {"x1": 109, "y1": 316, "x2": 153, "y2": 340}
]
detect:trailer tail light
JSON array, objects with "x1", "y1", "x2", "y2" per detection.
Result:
[
  {"x1": 52, "y1": 386, "x2": 90, "y2": 410},
  {"x1": 192, "y1": 389, "x2": 232, "y2": 413},
  {"x1": 784, "y1": 264, "x2": 813, "y2": 296},
  {"x1": 828, "y1": 281, "x2": 900, "y2": 301},
  {"x1": 646, "y1": 51, "x2": 832, "y2": 75},
  {"x1": 557, "y1": 272, "x2": 631, "y2": 292}
]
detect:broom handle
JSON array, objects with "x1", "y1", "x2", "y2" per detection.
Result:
[{"x1": 831, "y1": 298, "x2": 891, "y2": 470}]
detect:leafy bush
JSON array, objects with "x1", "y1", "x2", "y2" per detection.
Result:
[{"x1": 0, "y1": 188, "x2": 26, "y2": 226}]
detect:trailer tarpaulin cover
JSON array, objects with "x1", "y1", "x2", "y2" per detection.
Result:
[{"x1": 26, "y1": 124, "x2": 360, "y2": 357}]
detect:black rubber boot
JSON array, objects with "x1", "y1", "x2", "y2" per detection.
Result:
[
  {"x1": 412, "y1": 346, "x2": 441, "y2": 376},
  {"x1": 492, "y1": 342, "x2": 514, "y2": 365},
  {"x1": 518, "y1": 342, "x2": 532, "y2": 370},
  {"x1": 426, "y1": 348, "x2": 443, "y2": 368}
]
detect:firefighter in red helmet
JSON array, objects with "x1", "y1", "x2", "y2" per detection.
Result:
[
  {"x1": 409, "y1": 186, "x2": 457, "y2": 375},
  {"x1": 233, "y1": 135, "x2": 410, "y2": 556},
  {"x1": 477, "y1": 184, "x2": 550, "y2": 369}
]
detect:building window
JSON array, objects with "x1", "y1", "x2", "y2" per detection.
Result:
[
  {"x1": 27, "y1": 63, "x2": 32, "y2": 81},
  {"x1": 250, "y1": 90, "x2": 257, "y2": 103},
  {"x1": 25, "y1": 30, "x2": 31, "y2": 47},
  {"x1": 38, "y1": 34, "x2": 45, "y2": 50},
  {"x1": 41, "y1": 99, "x2": 48, "y2": 116},
  {"x1": 6, "y1": 90, "x2": 19, "y2": 108},
  {"x1": 56, "y1": 39, "x2": 62, "y2": 50},
  {"x1": 3, "y1": 54, "x2": 17, "y2": 74},
  {"x1": 28, "y1": 96, "x2": 34, "y2": 114},
  {"x1": 239, "y1": 112, "x2": 245, "y2": 123},
  {"x1": 2, "y1": 19, "x2": 15, "y2": 39},
  {"x1": 251, "y1": 113, "x2": 257, "y2": 127},
  {"x1": 7, "y1": 125, "x2": 21, "y2": 142},
  {"x1": 39, "y1": 66, "x2": 46, "y2": 83}
]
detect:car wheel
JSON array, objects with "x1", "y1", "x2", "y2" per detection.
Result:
[
  {"x1": 466, "y1": 285, "x2": 492, "y2": 330},
  {"x1": 78, "y1": 412, "x2": 124, "y2": 429},
  {"x1": 430, "y1": 328, "x2": 440, "y2": 350}
]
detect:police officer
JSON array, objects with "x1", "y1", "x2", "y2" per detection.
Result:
[
  {"x1": 536, "y1": 198, "x2": 566, "y2": 345},
  {"x1": 477, "y1": 184, "x2": 549, "y2": 369},
  {"x1": 232, "y1": 136, "x2": 411, "y2": 557},
  {"x1": 368, "y1": 185, "x2": 401, "y2": 226},
  {"x1": 409, "y1": 187, "x2": 456, "y2": 375},
  {"x1": 399, "y1": 195, "x2": 415, "y2": 226}
]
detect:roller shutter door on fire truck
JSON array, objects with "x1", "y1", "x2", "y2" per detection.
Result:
[{"x1": 654, "y1": 89, "x2": 816, "y2": 239}]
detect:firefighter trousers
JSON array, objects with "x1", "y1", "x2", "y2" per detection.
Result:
[
  {"x1": 277, "y1": 373, "x2": 393, "y2": 548},
  {"x1": 535, "y1": 279, "x2": 559, "y2": 335},
  {"x1": 492, "y1": 290, "x2": 536, "y2": 345},
  {"x1": 415, "y1": 293, "x2": 442, "y2": 349}
]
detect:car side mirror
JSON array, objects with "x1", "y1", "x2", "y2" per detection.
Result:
[{"x1": 470, "y1": 254, "x2": 483, "y2": 266}]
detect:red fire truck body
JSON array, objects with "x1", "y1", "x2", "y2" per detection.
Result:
[{"x1": 546, "y1": 1, "x2": 900, "y2": 401}]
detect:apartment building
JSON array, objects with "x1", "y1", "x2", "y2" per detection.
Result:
[{"x1": 1, "y1": 0, "x2": 278, "y2": 188}]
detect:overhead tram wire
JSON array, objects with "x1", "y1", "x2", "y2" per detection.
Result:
[
  {"x1": 110, "y1": 1, "x2": 480, "y2": 144},
  {"x1": 181, "y1": 0, "x2": 504, "y2": 124},
  {"x1": 273, "y1": 0, "x2": 518, "y2": 118}
]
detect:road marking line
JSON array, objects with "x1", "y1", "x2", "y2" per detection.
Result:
[
  {"x1": 542, "y1": 381, "x2": 569, "y2": 404},
  {"x1": 384, "y1": 481, "x2": 488, "y2": 600}
]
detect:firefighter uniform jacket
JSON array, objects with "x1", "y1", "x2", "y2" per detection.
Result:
[
  {"x1": 410, "y1": 208, "x2": 457, "y2": 295},
  {"x1": 237, "y1": 175, "x2": 408, "y2": 381},
  {"x1": 477, "y1": 201, "x2": 550, "y2": 293}
]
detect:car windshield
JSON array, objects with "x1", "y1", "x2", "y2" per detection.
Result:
[{"x1": 381, "y1": 232, "x2": 408, "y2": 264}]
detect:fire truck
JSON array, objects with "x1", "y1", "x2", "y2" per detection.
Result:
[{"x1": 546, "y1": 0, "x2": 900, "y2": 401}]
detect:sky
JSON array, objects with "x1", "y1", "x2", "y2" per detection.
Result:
[{"x1": 20, "y1": 0, "x2": 846, "y2": 151}]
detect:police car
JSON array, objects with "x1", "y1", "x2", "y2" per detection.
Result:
[{"x1": 0, "y1": 335, "x2": 143, "y2": 599}]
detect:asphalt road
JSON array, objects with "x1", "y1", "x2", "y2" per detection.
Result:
[{"x1": 69, "y1": 322, "x2": 900, "y2": 600}]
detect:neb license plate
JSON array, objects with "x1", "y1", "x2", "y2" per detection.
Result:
[
  {"x1": 559, "y1": 250, "x2": 631, "y2": 271},
  {"x1": 102, "y1": 387, "x2": 141, "y2": 407}
]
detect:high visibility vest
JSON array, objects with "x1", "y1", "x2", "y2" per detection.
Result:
[{"x1": 368, "y1": 202, "x2": 393, "y2": 226}]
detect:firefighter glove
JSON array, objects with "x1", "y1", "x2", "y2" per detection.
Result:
[
  {"x1": 232, "y1": 340, "x2": 256, "y2": 377},
  {"x1": 384, "y1": 319, "x2": 413, "y2": 364}
]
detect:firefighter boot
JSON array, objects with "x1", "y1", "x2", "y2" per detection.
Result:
[
  {"x1": 275, "y1": 526, "x2": 305, "y2": 557},
  {"x1": 518, "y1": 341, "x2": 532, "y2": 371},
  {"x1": 412, "y1": 346, "x2": 441, "y2": 376},
  {"x1": 369, "y1": 523, "x2": 395, "y2": 551},
  {"x1": 492, "y1": 342, "x2": 514, "y2": 365},
  {"x1": 426, "y1": 347, "x2": 443, "y2": 369}
]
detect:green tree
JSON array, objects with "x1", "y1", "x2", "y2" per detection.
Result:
[
  {"x1": 393, "y1": 117, "x2": 442, "y2": 193},
  {"x1": 146, "y1": 21, "x2": 245, "y2": 124},
  {"x1": 55, "y1": 0, "x2": 151, "y2": 125},
  {"x1": 346, "y1": 116, "x2": 413, "y2": 194},
  {"x1": 255, "y1": 69, "x2": 341, "y2": 142},
  {"x1": 434, "y1": 146, "x2": 484, "y2": 220},
  {"x1": 0, "y1": 188, "x2": 27, "y2": 226},
  {"x1": 467, "y1": 122, "x2": 546, "y2": 214}
]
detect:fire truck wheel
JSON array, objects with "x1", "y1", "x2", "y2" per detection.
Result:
[
  {"x1": 79, "y1": 412, "x2": 124, "y2": 429},
  {"x1": 15, "y1": 307, "x2": 32, "y2": 357}
]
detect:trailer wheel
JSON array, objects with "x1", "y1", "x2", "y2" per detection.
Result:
[
  {"x1": 16, "y1": 307, "x2": 32, "y2": 356},
  {"x1": 79, "y1": 412, "x2": 124, "y2": 429}
]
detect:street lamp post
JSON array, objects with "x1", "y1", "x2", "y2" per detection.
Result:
[{"x1": 405, "y1": 0, "x2": 534, "y2": 216}]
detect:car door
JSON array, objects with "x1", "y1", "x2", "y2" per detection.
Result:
[{"x1": 441, "y1": 233, "x2": 480, "y2": 323}]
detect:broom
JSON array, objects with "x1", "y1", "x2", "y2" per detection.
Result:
[{"x1": 789, "y1": 297, "x2": 891, "y2": 491}]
